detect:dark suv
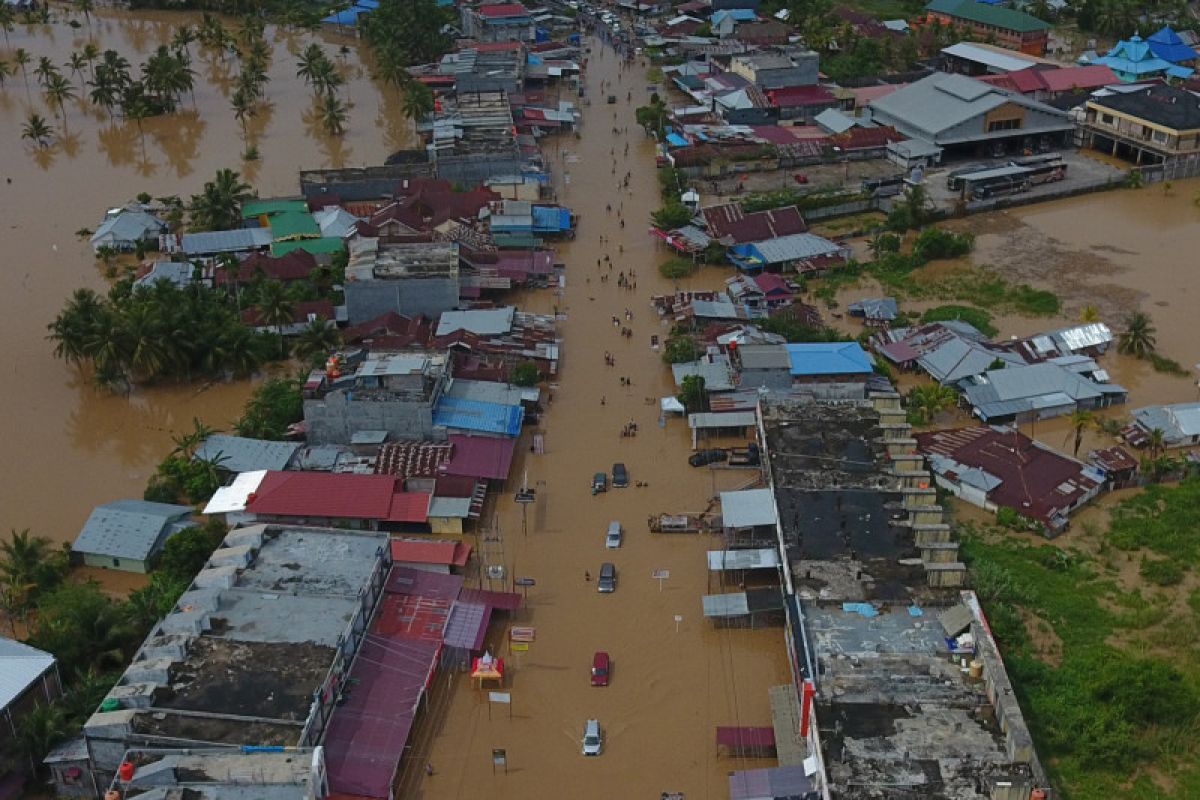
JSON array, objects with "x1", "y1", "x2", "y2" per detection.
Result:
[{"x1": 612, "y1": 462, "x2": 628, "y2": 488}]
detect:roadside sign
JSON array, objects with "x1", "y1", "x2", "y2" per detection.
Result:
[
  {"x1": 510, "y1": 627, "x2": 536, "y2": 642},
  {"x1": 515, "y1": 577, "x2": 536, "y2": 587},
  {"x1": 510, "y1": 642, "x2": 530, "y2": 652},
  {"x1": 492, "y1": 748, "x2": 508, "y2": 774},
  {"x1": 653, "y1": 568, "x2": 670, "y2": 592},
  {"x1": 515, "y1": 490, "x2": 536, "y2": 504},
  {"x1": 674, "y1": 614, "x2": 683, "y2": 633},
  {"x1": 489, "y1": 692, "x2": 511, "y2": 704}
]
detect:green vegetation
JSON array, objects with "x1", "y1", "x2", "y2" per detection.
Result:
[
  {"x1": 189, "y1": 168, "x2": 254, "y2": 231},
  {"x1": 741, "y1": 187, "x2": 871, "y2": 214},
  {"x1": 235, "y1": 376, "x2": 303, "y2": 440},
  {"x1": 920, "y1": 305, "x2": 997, "y2": 337},
  {"x1": 144, "y1": 419, "x2": 224, "y2": 505},
  {"x1": 47, "y1": 281, "x2": 280, "y2": 390},
  {"x1": 678, "y1": 374, "x2": 707, "y2": 413},
  {"x1": 659, "y1": 257, "x2": 695, "y2": 280},
  {"x1": 510, "y1": 361, "x2": 541, "y2": 387},
  {"x1": 360, "y1": 0, "x2": 452, "y2": 68},
  {"x1": 821, "y1": 34, "x2": 919, "y2": 83},
  {"x1": 759, "y1": 315, "x2": 842, "y2": 343},
  {"x1": 904, "y1": 382, "x2": 958, "y2": 426},
  {"x1": 961, "y1": 524, "x2": 1200, "y2": 797},
  {"x1": 1149, "y1": 352, "x2": 1188, "y2": 376},
  {"x1": 1116, "y1": 311, "x2": 1185, "y2": 375},
  {"x1": 662, "y1": 335, "x2": 701, "y2": 365},
  {"x1": 885, "y1": 184, "x2": 933, "y2": 232},
  {"x1": 651, "y1": 203, "x2": 693, "y2": 231},
  {"x1": 1108, "y1": 479, "x2": 1200, "y2": 571},
  {"x1": 911, "y1": 227, "x2": 974, "y2": 261},
  {"x1": 636, "y1": 95, "x2": 670, "y2": 138}
]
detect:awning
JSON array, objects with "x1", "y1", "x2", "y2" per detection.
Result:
[
  {"x1": 717, "y1": 726, "x2": 776, "y2": 748},
  {"x1": 661, "y1": 396, "x2": 686, "y2": 413}
]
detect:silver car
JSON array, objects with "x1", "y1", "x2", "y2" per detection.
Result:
[
  {"x1": 605, "y1": 520, "x2": 622, "y2": 549},
  {"x1": 582, "y1": 718, "x2": 603, "y2": 756}
]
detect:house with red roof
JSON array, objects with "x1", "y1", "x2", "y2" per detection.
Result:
[
  {"x1": 241, "y1": 299, "x2": 336, "y2": 336},
  {"x1": 390, "y1": 538, "x2": 472, "y2": 573},
  {"x1": 766, "y1": 84, "x2": 839, "y2": 122},
  {"x1": 462, "y1": 2, "x2": 535, "y2": 42},
  {"x1": 205, "y1": 470, "x2": 433, "y2": 531},
  {"x1": 702, "y1": 203, "x2": 807, "y2": 244},
  {"x1": 978, "y1": 65, "x2": 1118, "y2": 101},
  {"x1": 216, "y1": 250, "x2": 317, "y2": 287},
  {"x1": 915, "y1": 425, "x2": 1104, "y2": 535}
]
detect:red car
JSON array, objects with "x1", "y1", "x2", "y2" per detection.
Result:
[{"x1": 591, "y1": 651, "x2": 610, "y2": 686}]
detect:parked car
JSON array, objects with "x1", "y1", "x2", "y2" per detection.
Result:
[
  {"x1": 582, "y1": 719, "x2": 603, "y2": 755},
  {"x1": 592, "y1": 472, "x2": 608, "y2": 494},
  {"x1": 598, "y1": 562, "x2": 616, "y2": 592},
  {"x1": 688, "y1": 449, "x2": 728, "y2": 467},
  {"x1": 591, "y1": 651, "x2": 610, "y2": 686},
  {"x1": 605, "y1": 520, "x2": 622, "y2": 549},
  {"x1": 612, "y1": 462, "x2": 628, "y2": 488}
]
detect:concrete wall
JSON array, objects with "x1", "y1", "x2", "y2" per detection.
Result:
[
  {"x1": 303, "y1": 391, "x2": 445, "y2": 445},
  {"x1": 80, "y1": 552, "x2": 150, "y2": 574},
  {"x1": 344, "y1": 277, "x2": 460, "y2": 324}
]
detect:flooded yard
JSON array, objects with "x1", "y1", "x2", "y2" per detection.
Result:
[{"x1": 0, "y1": 9, "x2": 402, "y2": 544}]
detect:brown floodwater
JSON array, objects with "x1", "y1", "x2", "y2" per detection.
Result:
[
  {"x1": 0, "y1": 9, "x2": 402, "y2": 544},
  {"x1": 415, "y1": 38, "x2": 790, "y2": 799}
]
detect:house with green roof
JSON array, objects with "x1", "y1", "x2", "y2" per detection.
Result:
[{"x1": 925, "y1": 0, "x2": 1049, "y2": 56}]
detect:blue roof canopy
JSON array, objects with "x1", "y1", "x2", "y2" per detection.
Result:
[
  {"x1": 785, "y1": 342, "x2": 874, "y2": 376},
  {"x1": 1148, "y1": 26, "x2": 1198, "y2": 63},
  {"x1": 434, "y1": 397, "x2": 524, "y2": 436}
]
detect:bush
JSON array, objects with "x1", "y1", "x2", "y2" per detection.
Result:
[
  {"x1": 659, "y1": 257, "x2": 694, "y2": 280},
  {"x1": 1139, "y1": 557, "x2": 1184, "y2": 586},
  {"x1": 760, "y1": 316, "x2": 841, "y2": 343},
  {"x1": 1149, "y1": 353, "x2": 1188, "y2": 376},
  {"x1": 651, "y1": 202, "x2": 693, "y2": 230},
  {"x1": 510, "y1": 361, "x2": 541, "y2": 386},
  {"x1": 1009, "y1": 284, "x2": 1061, "y2": 315},
  {"x1": 662, "y1": 335, "x2": 700, "y2": 364},
  {"x1": 920, "y1": 305, "x2": 997, "y2": 337},
  {"x1": 235, "y1": 376, "x2": 302, "y2": 440},
  {"x1": 911, "y1": 227, "x2": 975, "y2": 261}
]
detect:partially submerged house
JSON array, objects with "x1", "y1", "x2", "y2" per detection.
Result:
[
  {"x1": 1127, "y1": 401, "x2": 1200, "y2": 449},
  {"x1": 959, "y1": 359, "x2": 1127, "y2": 423},
  {"x1": 90, "y1": 205, "x2": 167, "y2": 254},
  {"x1": 916, "y1": 425, "x2": 1104, "y2": 533},
  {"x1": 72, "y1": 500, "x2": 196, "y2": 573}
]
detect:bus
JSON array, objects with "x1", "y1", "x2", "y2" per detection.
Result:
[{"x1": 947, "y1": 154, "x2": 1067, "y2": 192}]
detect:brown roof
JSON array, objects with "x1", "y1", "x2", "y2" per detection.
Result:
[
  {"x1": 702, "y1": 203, "x2": 807, "y2": 243},
  {"x1": 242, "y1": 299, "x2": 335, "y2": 327},
  {"x1": 734, "y1": 21, "x2": 791, "y2": 45},
  {"x1": 219, "y1": 250, "x2": 317, "y2": 285}
]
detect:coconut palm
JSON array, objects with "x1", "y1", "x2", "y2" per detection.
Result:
[
  {"x1": 401, "y1": 80, "x2": 434, "y2": 128},
  {"x1": 74, "y1": 0, "x2": 94, "y2": 25},
  {"x1": 44, "y1": 73, "x2": 76, "y2": 130},
  {"x1": 0, "y1": 529, "x2": 57, "y2": 597},
  {"x1": 320, "y1": 92, "x2": 348, "y2": 135},
  {"x1": 231, "y1": 86, "x2": 255, "y2": 137},
  {"x1": 81, "y1": 42, "x2": 100, "y2": 81},
  {"x1": 254, "y1": 279, "x2": 294, "y2": 355},
  {"x1": 47, "y1": 288, "x2": 102, "y2": 365},
  {"x1": 66, "y1": 51, "x2": 88, "y2": 91},
  {"x1": 293, "y1": 318, "x2": 340, "y2": 365},
  {"x1": 171, "y1": 25, "x2": 196, "y2": 59},
  {"x1": 1147, "y1": 427, "x2": 1166, "y2": 461},
  {"x1": 296, "y1": 43, "x2": 325, "y2": 87},
  {"x1": 1078, "y1": 303, "x2": 1100, "y2": 323},
  {"x1": 13, "y1": 48, "x2": 31, "y2": 97},
  {"x1": 188, "y1": 168, "x2": 253, "y2": 231},
  {"x1": 0, "y1": 4, "x2": 14, "y2": 45},
  {"x1": 310, "y1": 59, "x2": 343, "y2": 96},
  {"x1": 34, "y1": 56, "x2": 58, "y2": 88},
  {"x1": 1065, "y1": 409, "x2": 1094, "y2": 458},
  {"x1": 170, "y1": 417, "x2": 216, "y2": 458},
  {"x1": 0, "y1": 59, "x2": 12, "y2": 88},
  {"x1": 1117, "y1": 311, "x2": 1157, "y2": 358},
  {"x1": 21, "y1": 113, "x2": 54, "y2": 148},
  {"x1": 13, "y1": 700, "x2": 68, "y2": 774}
]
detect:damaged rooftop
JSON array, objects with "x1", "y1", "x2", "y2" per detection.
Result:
[{"x1": 762, "y1": 399, "x2": 894, "y2": 490}]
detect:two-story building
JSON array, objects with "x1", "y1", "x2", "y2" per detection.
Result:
[
  {"x1": 727, "y1": 50, "x2": 819, "y2": 90},
  {"x1": 924, "y1": 0, "x2": 1050, "y2": 56},
  {"x1": 1082, "y1": 84, "x2": 1200, "y2": 166},
  {"x1": 461, "y1": 2, "x2": 536, "y2": 42}
]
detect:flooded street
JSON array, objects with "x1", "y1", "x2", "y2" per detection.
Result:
[
  {"x1": 0, "y1": 10, "x2": 401, "y2": 544},
  {"x1": 416, "y1": 36, "x2": 790, "y2": 799}
]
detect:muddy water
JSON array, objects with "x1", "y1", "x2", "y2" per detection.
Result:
[
  {"x1": 416, "y1": 37, "x2": 790, "y2": 799},
  {"x1": 0, "y1": 10, "x2": 401, "y2": 544}
]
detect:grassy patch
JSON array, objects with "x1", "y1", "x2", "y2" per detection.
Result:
[
  {"x1": 921, "y1": 305, "x2": 997, "y2": 337},
  {"x1": 1149, "y1": 352, "x2": 1189, "y2": 376},
  {"x1": 1108, "y1": 479, "x2": 1200, "y2": 567},
  {"x1": 961, "y1": 523, "x2": 1200, "y2": 798}
]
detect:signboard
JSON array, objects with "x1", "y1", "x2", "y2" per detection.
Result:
[
  {"x1": 652, "y1": 569, "x2": 670, "y2": 579},
  {"x1": 489, "y1": 692, "x2": 512, "y2": 704},
  {"x1": 492, "y1": 748, "x2": 508, "y2": 773},
  {"x1": 515, "y1": 577, "x2": 536, "y2": 587},
  {"x1": 510, "y1": 627, "x2": 536, "y2": 642},
  {"x1": 515, "y1": 490, "x2": 536, "y2": 504},
  {"x1": 510, "y1": 642, "x2": 530, "y2": 652},
  {"x1": 674, "y1": 614, "x2": 683, "y2": 633}
]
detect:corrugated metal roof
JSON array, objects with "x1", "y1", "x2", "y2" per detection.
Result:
[
  {"x1": 194, "y1": 434, "x2": 301, "y2": 474},
  {"x1": 433, "y1": 397, "x2": 524, "y2": 436},
  {"x1": 0, "y1": 638, "x2": 54, "y2": 710},
  {"x1": 444, "y1": 433, "x2": 517, "y2": 480},
  {"x1": 202, "y1": 469, "x2": 268, "y2": 514},
  {"x1": 73, "y1": 499, "x2": 194, "y2": 561},
  {"x1": 703, "y1": 592, "x2": 750, "y2": 617},
  {"x1": 247, "y1": 472, "x2": 401, "y2": 519},
  {"x1": 672, "y1": 356, "x2": 736, "y2": 391},
  {"x1": 436, "y1": 307, "x2": 516, "y2": 337},
  {"x1": 721, "y1": 489, "x2": 778, "y2": 528},
  {"x1": 179, "y1": 227, "x2": 273, "y2": 255},
  {"x1": 707, "y1": 548, "x2": 780, "y2": 570},
  {"x1": 690, "y1": 411, "x2": 759, "y2": 429},
  {"x1": 785, "y1": 342, "x2": 873, "y2": 376},
  {"x1": 747, "y1": 233, "x2": 843, "y2": 264},
  {"x1": 942, "y1": 42, "x2": 1037, "y2": 72}
]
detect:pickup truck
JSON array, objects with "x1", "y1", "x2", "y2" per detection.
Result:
[{"x1": 728, "y1": 443, "x2": 761, "y2": 467}]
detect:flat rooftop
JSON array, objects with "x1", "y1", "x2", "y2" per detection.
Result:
[
  {"x1": 762, "y1": 400, "x2": 893, "y2": 490},
  {"x1": 808, "y1": 605, "x2": 1031, "y2": 799},
  {"x1": 234, "y1": 527, "x2": 384, "y2": 596},
  {"x1": 119, "y1": 748, "x2": 319, "y2": 800}
]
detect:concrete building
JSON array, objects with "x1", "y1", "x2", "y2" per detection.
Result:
[
  {"x1": 1082, "y1": 84, "x2": 1200, "y2": 167},
  {"x1": 344, "y1": 239, "x2": 460, "y2": 324},
  {"x1": 302, "y1": 349, "x2": 450, "y2": 445},
  {"x1": 461, "y1": 2, "x2": 536, "y2": 42},
  {"x1": 1, "y1": 638, "x2": 61, "y2": 783},
  {"x1": 104, "y1": 747, "x2": 329, "y2": 800},
  {"x1": 735, "y1": 396, "x2": 1049, "y2": 799},
  {"x1": 869, "y1": 72, "x2": 1073, "y2": 157},
  {"x1": 71, "y1": 525, "x2": 391, "y2": 790},
  {"x1": 71, "y1": 500, "x2": 196, "y2": 573},
  {"x1": 428, "y1": 91, "x2": 524, "y2": 185},
  {"x1": 924, "y1": 0, "x2": 1050, "y2": 55},
  {"x1": 727, "y1": 50, "x2": 819, "y2": 89}
]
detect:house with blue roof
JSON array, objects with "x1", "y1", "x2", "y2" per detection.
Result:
[
  {"x1": 433, "y1": 396, "x2": 525, "y2": 436},
  {"x1": 784, "y1": 342, "x2": 875, "y2": 397},
  {"x1": 1147, "y1": 26, "x2": 1197, "y2": 66},
  {"x1": 1089, "y1": 35, "x2": 1193, "y2": 82}
]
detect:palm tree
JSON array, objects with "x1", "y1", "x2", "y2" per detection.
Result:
[
  {"x1": 21, "y1": 113, "x2": 54, "y2": 148},
  {"x1": 401, "y1": 80, "x2": 434, "y2": 129},
  {"x1": 188, "y1": 168, "x2": 253, "y2": 231},
  {"x1": 14, "y1": 702, "x2": 68, "y2": 775},
  {"x1": 74, "y1": 0, "x2": 94, "y2": 26},
  {"x1": 66, "y1": 51, "x2": 88, "y2": 91},
  {"x1": 34, "y1": 56, "x2": 58, "y2": 88},
  {"x1": 231, "y1": 87, "x2": 254, "y2": 138},
  {"x1": 47, "y1": 288, "x2": 102, "y2": 366},
  {"x1": 44, "y1": 73, "x2": 76, "y2": 130},
  {"x1": 1147, "y1": 427, "x2": 1166, "y2": 461},
  {"x1": 1065, "y1": 409, "x2": 1094, "y2": 458},
  {"x1": 0, "y1": 4, "x2": 14, "y2": 45},
  {"x1": 320, "y1": 92, "x2": 348, "y2": 135},
  {"x1": 81, "y1": 42, "x2": 100, "y2": 82},
  {"x1": 1079, "y1": 304, "x2": 1100, "y2": 323},
  {"x1": 0, "y1": 529, "x2": 62, "y2": 628},
  {"x1": 296, "y1": 43, "x2": 325, "y2": 87},
  {"x1": 254, "y1": 279, "x2": 294, "y2": 356},
  {"x1": 13, "y1": 48, "x2": 31, "y2": 98},
  {"x1": 0, "y1": 59, "x2": 12, "y2": 88},
  {"x1": 311, "y1": 59, "x2": 343, "y2": 97},
  {"x1": 171, "y1": 25, "x2": 196, "y2": 59},
  {"x1": 170, "y1": 417, "x2": 216, "y2": 458},
  {"x1": 1117, "y1": 311, "x2": 1157, "y2": 358},
  {"x1": 294, "y1": 318, "x2": 340, "y2": 365}
]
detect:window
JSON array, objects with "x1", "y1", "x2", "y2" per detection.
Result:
[
  {"x1": 1152, "y1": 130, "x2": 1168, "y2": 144},
  {"x1": 987, "y1": 118, "x2": 1021, "y2": 132},
  {"x1": 112, "y1": 558, "x2": 120, "y2": 567},
  {"x1": 1100, "y1": 113, "x2": 1114, "y2": 125}
]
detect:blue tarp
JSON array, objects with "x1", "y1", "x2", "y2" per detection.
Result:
[
  {"x1": 528, "y1": 53, "x2": 544, "y2": 65},
  {"x1": 568, "y1": 32, "x2": 581, "y2": 43},
  {"x1": 532, "y1": 206, "x2": 572, "y2": 232},
  {"x1": 535, "y1": 26, "x2": 549, "y2": 41},
  {"x1": 842, "y1": 602, "x2": 879, "y2": 618},
  {"x1": 666, "y1": 132, "x2": 688, "y2": 147},
  {"x1": 433, "y1": 397, "x2": 524, "y2": 436},
  {"x1": 322, "y1": 7, "x2": 365, "y2": 24}
]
